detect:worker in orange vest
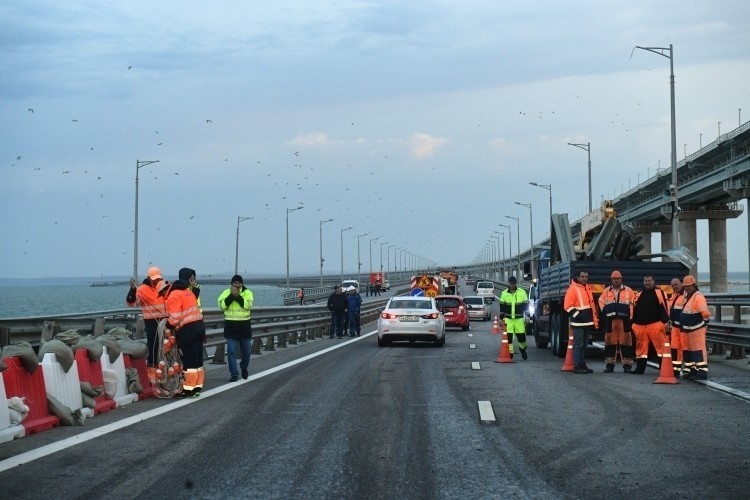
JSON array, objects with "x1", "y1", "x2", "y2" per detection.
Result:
[
  {"x1": 163, "y1": 267, "x2": 206, "y2": 397},
  {"x1": 668, "y1": 277, "x2": 687, "y2": 378},
  {"x1": 563, "y1": 269, "x2": 599, "y2": 374},
  {"x1": 679, "y1": 275, "x2": 711, "y2": 380},
  {"x1": 126, "y1": 266, "x2": 168, "y2": 370},
  {"x1": 631, "y1": 275, "x2": 669, "y2": 375},
  {"x1": 598, "y1": 270, "x2": 637, "y2": 373}
]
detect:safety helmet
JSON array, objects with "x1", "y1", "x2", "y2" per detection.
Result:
[
  {"x1": 610, "y1": 270, "x2": 622, "y2": 279},
  {"x1": 148, "y1": 266, "x2": 162, "y2": 280},
  {"x1": 682, "y1": 275, "x2": 697, "y2": 286}
]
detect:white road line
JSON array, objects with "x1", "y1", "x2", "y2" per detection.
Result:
[
  {"x1": 477, "y1": 401, "x2": 496, "y2": 423},
  {"x1": 0, "y1": 330, "x2": 375, "y2": 473},
  {"x1": 469, "y1": 344, "x2": 476, "y2": 349},
  {"x1": 467, "y1": 333, "x2": 473, "y2": 337},
  {"x1": 471, "y1": 362, "x2": 481, "y2": 370},
  {"x1": 698, "y1": 380, "x2": 750, "y2": 401}
]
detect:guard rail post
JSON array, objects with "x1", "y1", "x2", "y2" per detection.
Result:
[
  {"x1": 266, "y1": 334, "x2": 279, "y2": 351},
  {"x1": 251, "y1": 337, "x2": 263, "y2": 354},
  {"x1": 134, "y1": 316, "x2": 145, "y2": 339},
  {"x1": 0, "y1": 326, "x2": 8, "y2": 346},
  {"x1": 211, "y1": 343, "x2": 226, "y2": 364},
  {"x1": 94, "y1": 318, "x2": 105, "y2": 336},
  {"x1": 712, "y1": 305, "x2": 725, "y2": 355},
  {"x1": 729, "y1": 305, "x2": 747, "y2": 359},
  {"x1": 289, "y1": 331, "x2": 298, "y2": 345}
]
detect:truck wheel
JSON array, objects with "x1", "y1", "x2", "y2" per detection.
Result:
[
  {"x1": 551, "y1": 314, "x2": 566, "y2": 357},
  {"x1": 532, "y1": 318, "x2": 547, "y2": 349}
]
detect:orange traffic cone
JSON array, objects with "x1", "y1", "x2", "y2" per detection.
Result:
[
  {"x1": 494, "y1": 328, "x2": 515, "y2": 363},
  {"x1": 561, "y1": 327, "x2": 575, "y2": 372},
  {"x1": 654, "y1": 339, "x2": 679, "y2": 384},
  {"x1": 492, "y1": 316, "x2": 501, "y2": 335}
]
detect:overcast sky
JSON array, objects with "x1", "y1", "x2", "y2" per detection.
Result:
[{"x1": 2, "y1": 1, "x2": 749, "y2": 281}]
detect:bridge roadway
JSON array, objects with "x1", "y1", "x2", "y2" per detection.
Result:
[
  {"x1": 460, "y1": 119, "x2": 750, "y2": 289},
  {"x1": 1, "y1": 295, "x2": 750, "y2": 498}
]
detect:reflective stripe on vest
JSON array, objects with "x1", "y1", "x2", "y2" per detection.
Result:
[
  {"x1": 500, "y1": 289, "x2": 527, "y2": 319},
  {"x1": 600, "y1": 286, "x2": 634, "y2": 318},
  {"x1": 568, "y1": 286, "x2": 594, "y2": 326},
  {"x1": 669, "y1": 294, "x2": 685, "y2": 325},
  {"x1": 680, "y1": 292, "x2": 707, "y2": 331},
  {"x1": 136, "y1": 285, "x2": 167, "y2": 319}
]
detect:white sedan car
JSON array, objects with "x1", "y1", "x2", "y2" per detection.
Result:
[{"x1": 377, "y1": 296, "x2": 446, "y2": 347}]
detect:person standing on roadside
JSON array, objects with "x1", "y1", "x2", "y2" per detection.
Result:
[
  {"x1": 563, "y1": 269, "x2": 599, "y2": 374},
  {"x1": 631, "y1": 275, "x2": 669, "y2": 375},
  {"x1": 679, "y1": 275, "x2": 711, "y2": 380},
  {"x1": 126, "y1": 266, "x2": 168, "y2": 372},
  {"x1": 598, "y1": 270, "x2": 636, "y2": 373},
  {"x1": 346, "y1": 286, "x2": 363, "y2": 337},
  {"x1": 163, "y1": 267, "x2": 206, "y2": 397},
  {"x1": 668, "y1": 277, "x2": 687, "y2": 378},
  {"x1": 218, "y1": 275, "x2": 253, "y2": 382},
  {"x1": 499, "y1": 276, "x2": 529, "y2": 360},
  {"x1": 297, "y1": 287, "x2": 305, "y2": 305},
  {"x1": 327, "y1": 285, "x2": 340, "y2": 338}
]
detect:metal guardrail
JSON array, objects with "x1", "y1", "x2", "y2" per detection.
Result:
[{"x1": 0, "y1": 300, "x2": 391, "y2": 358}]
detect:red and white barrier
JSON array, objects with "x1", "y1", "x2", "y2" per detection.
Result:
[
  {"x1": 40, "y1": 353, "x2": 93, "y2": 419},
  {"x1": 74, "y1": 350, "x2": 116, "y2": 415},
  {"x1": 0, "y1": 374, "x2": 26, "y2": 442},
  {"x1": 1, "y1": 357, "x2": 60, "y2": 435},
  {"x1": 100, "y1": 347, "x2": 138, "y2": 407}
]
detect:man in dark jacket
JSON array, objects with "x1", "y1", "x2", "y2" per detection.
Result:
[{"x1": 327, "y1": 284, "x2": 348, "y2": 338}]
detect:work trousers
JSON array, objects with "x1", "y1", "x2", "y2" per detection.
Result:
[
  {"x1": 571, "y1": 326, "x2": 590, "y2": 367},
  {"x1": 144, "y1": 318, "x2": 160, "y2": 367},
  {"x1": 348, "y1": 310, "x2": 361, "y2": 336},
  {"x1": 604, "y1": 318, "x2": 633, "y2": 366},
  {"x1": 632, "y1": 322, "x2": 666, "y2": 359},
  {"x1": 684, "y1": 327, "x2": 708, "y2": 379},
  {"x1": 503, "y1": 317, "x2": 526, "y2": 354},
  {"x1": 670, "y1": 326, "x2": 687, "y2": 376}
]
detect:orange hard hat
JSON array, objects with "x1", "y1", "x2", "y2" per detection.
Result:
[
  {"x1": 682, "y1": 275, "x2": 696, "y2": 286},
  {"x1": 147, "y1": 266, "x2": 162, "y2": 280},
  {"x1": 610, "y1": 270, "x2": 622, "y2": 279}
]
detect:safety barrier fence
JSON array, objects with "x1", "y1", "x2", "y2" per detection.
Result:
[{"x1": 0, "y1": 299, "x2": 391, "y2": 442}]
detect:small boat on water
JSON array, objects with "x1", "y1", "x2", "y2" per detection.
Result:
[{"x1": 90, "y1": 281, "x2": 111, "y2": 287}]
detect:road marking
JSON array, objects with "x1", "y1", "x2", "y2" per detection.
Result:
[
  {"x1": 477, "y1": 401, "x2": 496, "y2": 423},
  {"x1": 469, "y1": 343, "x2": 476, "y2": 349},
  {"x1": 697, "y1": 380, "x2": 750, "y2": 401},
  {"x1": 467, "y1": 333, "x2": 473, "y2": 337},
  {"x1": 0, "y1": 330, "x2": 375, "y2": 473},
  {"x1": 471, "y1": 362, "x2": 481, "y2": 370}
]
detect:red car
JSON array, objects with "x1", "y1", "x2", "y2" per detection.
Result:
[{"x1": 435, "y1": 295, "x2": 470, "y2": 331}]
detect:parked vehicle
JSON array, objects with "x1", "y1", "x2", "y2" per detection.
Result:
[
  {"x1": 438, "y1": 270, "x2": 459, "y2": 295},
  {"x1": 435, "y1": 295, "x2": 470, "y2": 331},
  {"x1": 463, "y1": 296, "x2": 491, "y2": 321},
  {"x1": 342, "y1": 279, "x2": 360, "y2": 290},
  {"x1": 377, "y1": 296, "x2": 446, "y2": 346},
  {"x1": 369, "y1": 272, "x2": 388, "y2": 291},
  {"x1": 475, "y1": 281, "x2": 495, "y2": 302}
]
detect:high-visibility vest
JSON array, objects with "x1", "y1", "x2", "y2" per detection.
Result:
[
  {"x1": 499, "y1": 288, "x2": 528, "y2": 319},
  {"x1": 680, "y1": 291, "x2": 710, "y2": 332},
  {"x1": 218, "y1": 287, "x2": 253, "y2": 321},
  {"x1": 130, "y1": 284, "x2": 167, "y2": 319},
  {"x1": 166, "y1": 288, "x2": 203, "y2": 329},
  {"x1": 669, "y1": 292, "x2": 686, "y2": 327},
  {"x1": 563, "y1": 280, "x2": 599, "y2": 328},
  {"x1": 598, "y1": 285, "x2": 635, "y2": 318}
]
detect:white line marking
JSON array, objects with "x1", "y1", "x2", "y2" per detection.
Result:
[
  {"x1": 698, "y1": 380, "x2": 750, "y2": 401},
  {"x1": 467, "y1": 333, "x2": 473, "y2": 337},
  {"x1": 471, "y1": 362, "x2": 481, "y2": 370},
  {"x1": 0, "y1": 330, "x2": 375, "y2": 473},
  {"x1": 469, "y1": 343, "x2": 476, "y2": 349},
  {"x1": 477, "y1": 401, "x2": 496, "y2": 422}
]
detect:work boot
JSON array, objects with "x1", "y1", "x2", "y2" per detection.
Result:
[
  {"x1": 581, "y1": 363, "x2": 594, "y2": 373},
  {"x1": 623, "y1": 364, "x2": 632, "y2": 373},
  {"x1": 630, "y1": 359, "x2": 647, "y2": 374},
  {"x1": 509, "y1": 352, "x2": 514, "y2": 360},
  {"x1": 520, "y1": 348, "x2": 528, "y2": 360},
  {"x1": 573, "y1": 365, "x2": 589, "y2": 374},
  {"x1": 603, "y1": 363, "x2": 615, "y2": 373}
]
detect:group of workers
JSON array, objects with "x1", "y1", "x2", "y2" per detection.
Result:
[
  {"x1": 126, "y1": 267, "x2": 254, "y2": 397},
  {"x1": 497, "y1": 270, "x2": 712, "y2": 379},
  {"x1": 327, "y1": 284, "x2": 363, "y2": 337},
  {"x1": 564, "y1": 270, "x2": 711, "y2": 378}
]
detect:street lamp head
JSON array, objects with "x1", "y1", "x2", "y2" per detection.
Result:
[{"x1": 321, "y1": 218, "x2": 333, "y2": 224}]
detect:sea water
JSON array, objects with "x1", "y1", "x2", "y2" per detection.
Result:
[{"x1": 0, "y1": 282, "x2": 284, "y2": 319}]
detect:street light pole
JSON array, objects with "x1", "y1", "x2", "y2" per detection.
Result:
[
  {"x1": 633, "y1": 44, "x2": 679, "y2": 248},
  {"x1": 387, "y1": 244, "x2": 395, "y2": 275},
  {"x1": 286, "y1": 206, "x2": 304, "y2": 290},
  {"x1": 340, "y1": 226, "x2": 353, "y2": 283},
  {"x1": 133, "y1": 159, "x2": 159, "y2": 281},
  {"x1": 235, "y1": 216, "x2": 253, "y2": 275},
  {"x1": 319, "y1": 218, "x2": 333, "y2": 286},
  {"x1": 380, "y1": 241, "x2": 388, "y2": 273},
  {"x1": 505, "y1": 216, "x2": 520, "y2": 278},
  {"x1": 515, "y1": 202, "x2": 534, "y2": 279},
  {"x1": 369, "y1": 237, "x2": 380, "y2": 277},
  {"x1": 357, "y1": 233, "x2": 368, "y2": 286},
  {"x1": 567, "y1": 142, "x2": 592, "y2": 213},
  {"x1": 530, "y1": 182, "x2": 552, "y2": 240}
]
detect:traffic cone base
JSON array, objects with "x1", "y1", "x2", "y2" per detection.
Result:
[
  {"x1": 494, "y1": 329, "x2": 514, "y2": 363},
  {"x1": 654, "y1": 340, "x2": 679, "y2": 384},
  {"x1": 561, "y1": 328, "x2": 575, "y2": 372}
]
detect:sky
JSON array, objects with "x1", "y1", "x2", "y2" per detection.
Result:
[{"x1": 2, "y1": 0, "x2": 749, "y2": 280}]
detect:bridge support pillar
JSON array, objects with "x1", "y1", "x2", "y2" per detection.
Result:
[
  {"x1": 635, "y1": 230, "x2": 652, "y2": 256},
  {"x1": 708, "y1": 218, "x2": 729, "y2": 293},
  {"x1": 678, "y1": 218, "x2": 698, "y2": 277},
  {"x1": 660, "y1": 232, "x2": 672, "y2": 262}
]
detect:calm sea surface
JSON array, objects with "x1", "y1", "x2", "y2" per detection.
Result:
[{"x1": 0, "y1": 283, "x2": 284, "y2": 319}]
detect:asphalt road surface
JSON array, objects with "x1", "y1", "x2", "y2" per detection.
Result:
[{"x1": 2, "y1": 301, "x2": 749, "y2": 499}]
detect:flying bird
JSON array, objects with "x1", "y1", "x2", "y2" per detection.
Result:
[
  {"x1": 128, "y1": 66, "x2": 133, "y2": 70},
  {"x1": 27, "y1": 108, "x2": 34, "y2": 113},
  {"x1": 71, "y1": 119, "x2": 78, "y2": 123},
  {"x1": 206, "y1": 119, "x2": 212, "y2": 123},
  {"x1": 174, "y1": 172, "x2": 179, "y2": 175},
  {"x1": 189, "y1": 216, "x2": 195, "y2": 220}
]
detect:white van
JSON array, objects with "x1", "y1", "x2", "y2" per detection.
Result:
[
  {"x1": 475, "y1": 281, "x2": 495, "y2": 302},
  {"x1": 342, "y1": 279, "x2": 360, "y2": 290}
]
